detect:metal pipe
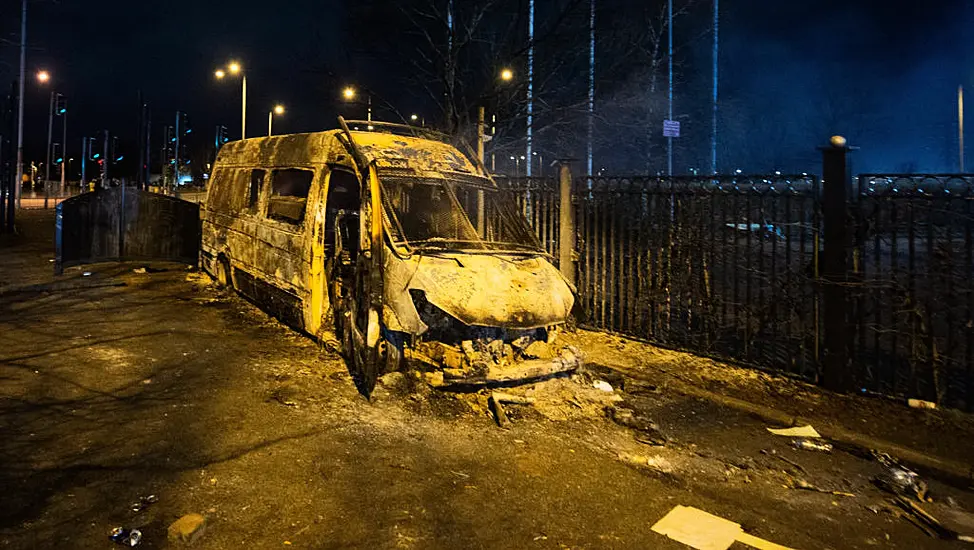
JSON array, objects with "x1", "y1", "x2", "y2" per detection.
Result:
[
  {"x1": 13, "y1": 0, "x2": 26, "y2": 213},
  {"x1": 241, "y1": 75, "x2": 247, "y2": 139},
  {"x1": 526, "y1": 0, "x2": 535, "y2": 176}
]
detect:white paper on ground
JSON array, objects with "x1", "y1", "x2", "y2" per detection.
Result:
[
  {"x1": 651, "y1": 505, "x2": 797, "y2": 550},
  {"x1": 767, "y1": 425, "x2": 821, "y2": 438}
]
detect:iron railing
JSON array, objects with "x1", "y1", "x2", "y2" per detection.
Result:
[{"x1": 853, "y1": 174, "x2": 974, "y2": 409}]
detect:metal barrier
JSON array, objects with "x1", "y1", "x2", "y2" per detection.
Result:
[
  {"x1": 853, "y1": 174, "x2": 974, "y2": 409},
  {"x1": 55, "y1": 186, "x2": 200, "y2": 274}
]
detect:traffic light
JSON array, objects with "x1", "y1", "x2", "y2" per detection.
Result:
[
  {"x1": 179, "y1": 111, "x2": 191, "y2": 136},
  {"x1": 215, "y1": 125, "x2": 229, "y2": 150},
  {"x1": 55, "y1": 93, "x2": 67, "y2": 115},
  {"x1": 52, "y1": 143, "x2": 63, "y2": 164},
  {"x1": 111, "y1": 136, "x2": 123, "y2": 163},
  {"x1": 87, "y1": 137, "x2": 100, "y2": 160}
]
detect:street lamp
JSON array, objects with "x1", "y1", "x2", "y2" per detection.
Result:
[
  {"x1": 342, "y1": 86, "x2": 371, "y2": 121},
  {"x1": 500, "y1": 68, "x2": 514, "y2": 81},
  {"x1": 36, "y1": 70, "x2": 49, "y2": 83},
  {"x1": 268, "y1": 104, "x2": 285, "y2": 136},
  {"x1": 215, "y1": 61, "x2": 247, "y2": 139}
]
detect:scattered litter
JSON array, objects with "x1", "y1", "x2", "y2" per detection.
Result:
[
  {"x1": 650, "y1": 505, "x2": 795, "y2": 550},
  {"x1": 593, "y1": 380, "x2": 614, "y2": 392},
  {"x1": 791, "y1": 438, "x2": 833, "y2": 453},
  {"x1": 491, "y1": 392, "x2": 536, "y2": 405},
  {"x1": 767, "y1": 425, "x2": 821, "y2": 438},
  {"x1": 133, "y1": 267, "x2": 147, "y2": 274},
  {"x1": 168, "y1": 513, "x2": 207, "y2": 544},
  {"x1": 110, "y1": 527, "x2": 142, "y2": 547},
  {"x1": 130, "y1": 494, "x2": 158, "y2": 513},
  {"x1": 610, "y1": 407, "x2": 666, "y2": 445},
  {"x1": 873, "y1": 451, "x2": 928, "y2": 501},
  {"x1": 893, "y1": 495, "x2": 961, "y2": 540},
  {"x1": 790, "y1": 478, "x2": 855, "y2": 497},
  {"x1": 907, "y1": 398, "x2": 937, "y2": 410},
  {"x1": 488, "y1": 394, "x2": 511, "y2": 429},
  {"x1": 83, "y1": 272, "x2": 92, "y2": 277},
  {"x1": 759, "y1": 449, "x2": 807, "y2": 475}
]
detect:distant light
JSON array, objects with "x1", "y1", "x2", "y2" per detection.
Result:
[
  {"x1": 410, "y1": 114, "x2": 418, "y2": 121},
  {"x1": 58, "y1": 108, "x2": 67, "y2": 114},
  {"x1": 185, "y1": 128, "x2": 192, "y2": 134},
  {"x1": 116, "y1": 156, "x2": 124, "y2": 162},
  {"x1": 179, "y1": 174, "x2": 193, "y2": 185},
  {"x1": 500, "y1": 68, "x2": 514, "y2": 81},
  {"x1": 92, "y1": 153, "x2": 101, "y2": 159},
  {"x1": 367, "y1": 124, "x2": 374, "y2": 131},
  {"x1": 215, "y1": 69, "x2": 226, "y2": 79},
  {"x1": 343, "y1": 87, "x2": 356, "y2": 100},
  {"x1": 774, "y1": 170, "x2": 781, "y2": 176},
  {"x1": 519, "y1": 155, "x2": 526, "y2": 160},
  {"x1": 36, "y1": 70, "x2": 50, "y2": 83},
  {"x1": 228, "y1": 62, "x2": 241, "y2": 75},
  {"x1": 735, "y1": 169, "x2": 742, "y2": 175},
  {"x1": 274, "y1": 104, "x2": 285, "y2": 115},
  {"x1": 510, "y1": 156, "x2": 516, "y2": 160}
]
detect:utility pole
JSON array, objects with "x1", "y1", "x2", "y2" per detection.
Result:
[
  {"x1": 587, "y1": 0, "x2": 595, "y2": 177},
  {"x1": 137, "y1": 92, "x2": 145, "y2": 189},
  {"x1": 45, "y1": 92, "x2": 54, "y2": 194},
  {"x1": 81, "y1": 136, "x2": 87, "y2": 190},
  {"x1": 101, "y1": 130, "x2": 109, "y2": 189},
  {"x1": 711, "y1": 0, "x2": 719, "y2": 175},
  {"x1": 60, "y1": 98, "x2": 67, "y2": 194},
  {"x1": 526, "y1": 0, "x2": 535, "y2": 177},
  {"x1": 174, "y1": 111, "x2": 181, "y2": 186},
  {"x1": 959, "y1": 85, "x2": 965, "y2": 173},
  {"x1": 13, "y1": 0, "x2": 26, "y2": 214},
  {"x1": 667, "y1": 0, "x2": 673, "y2": 177}
]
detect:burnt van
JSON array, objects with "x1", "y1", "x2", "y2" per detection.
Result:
[{"x1": 201, "y1": 118, "x2": 579, "y2": 395}]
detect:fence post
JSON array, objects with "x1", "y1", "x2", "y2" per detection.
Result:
[
  {"x1": 557, "y1": 161, "x2": 575, "y2": 286},
  {"x1": 820, "y1": 136, "x2": 854, "y2": 392}
]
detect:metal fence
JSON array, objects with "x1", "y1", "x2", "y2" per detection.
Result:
[
  {"x1": 574, "y1": 175, "x2": 822, "y2": 379},
  {"x1": 495, "y1": 176, "x2": 561, "y2": 262},
  {"x1": 501, "y1": 169, "x2": 974, "y2": 411},
  {"x1": 852, "y1": 175, "x2": 974, "y2": 409}
]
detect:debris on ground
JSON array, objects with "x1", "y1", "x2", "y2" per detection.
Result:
[
  {"x1": 593, "y1": 380, "x2": 614, "y2": 392},
  {"x1": 767, "y1": 425, "x2": 821, "y2": 438},
  {"x1": 650, "y1": 505, "x2": 796, "y2": 550},
  {"x1": 168, "y1": 513, "x2": 207, "y2": 545},
  {"x1": 907, "y1": 398, "x2": 937, "y2": 410},
  {"x1": 488, "y1": 393, "x2": 511, "y2": 429},
  {"x1": 130, "y1": 494, "x2": 158, "y2": 513},
  {"x1": 133, "y1": 267, "x2": 147, "y2": 274},
  {"x1": 789, "y1": 477, "x2": 856, "y2": 497},
  {"x1": 759, "y1": 449, "x2": 807, "y2": 475},
  {"x1": 873, "y1": 451, "x2": 929, "y2": 501},
  {"x1": 609, "y1": 406, "x2": 666, "y2": 446},
  {"x1": 791, "y1": 438, "x2": 833, "y2": 453},
  {"x1": 110, "y1": 527, "x2": 142, "y2": 547},
  {"x1": 82, "y1": 271, "x2": 92, "y2": 277}
]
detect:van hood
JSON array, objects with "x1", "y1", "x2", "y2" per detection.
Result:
[{"x1": 382, "y1": 252, "x2": 574, "y2": 332}]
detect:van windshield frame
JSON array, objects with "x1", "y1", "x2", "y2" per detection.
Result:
[{"x1": 377, "y1": 173, "x2": 545, "y2": 254}]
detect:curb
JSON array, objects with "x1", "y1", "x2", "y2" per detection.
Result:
[{"x1": 598, "y1": 362, "x2": 974, "y2": 488}]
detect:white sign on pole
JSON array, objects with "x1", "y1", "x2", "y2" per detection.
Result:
[{"x1": 663, "y1": 120, "x2": 681, "y2": 138}]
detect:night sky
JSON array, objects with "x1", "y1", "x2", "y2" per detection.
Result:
[{"x1": 1, "y1": 0, "x2": 971, "y2": 175}]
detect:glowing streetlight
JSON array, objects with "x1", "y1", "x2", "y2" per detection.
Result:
[
  {"x1": 268, "y1": 104, "x2": 285, "y2": 136},
  {"x1": 36, "y1": 70, "x2": 50, "y2": 83},
  {"x1": 410, "y1": 114, "x2": 418, "y2": 121},
  {"x1": 342, "y1": 86, "x2": 370, "y2": 121},
  {"x1": 500, "y1": 68, "x2": 514, "y2": 81},
  {"x1": 215, "y1": 62, "x2": 247, "y2": 138}
]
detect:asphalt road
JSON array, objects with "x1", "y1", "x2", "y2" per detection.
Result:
[{"x1": 0, "y1": 210, "x2": 970, "y2": 549}]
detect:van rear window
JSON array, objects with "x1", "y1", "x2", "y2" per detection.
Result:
[{"x1": 267, "y1": 168, "x2": 313, "y2": 225}]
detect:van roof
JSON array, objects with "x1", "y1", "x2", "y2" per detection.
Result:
[{"x1": 215, "y1": 128, "x2": 480, "y2": 176}]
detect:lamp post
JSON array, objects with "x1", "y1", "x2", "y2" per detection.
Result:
[
  {"x1": 342, "y1": 86, "x2": 372, "y2": 122},
  {"x1": 268, "y1": 104, "x2": 284, "y2": 136},
  {"x1": 216, "y1": 62, "x2": 247, "y2": 139}
]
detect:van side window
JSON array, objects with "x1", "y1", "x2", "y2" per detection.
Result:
[
  {"x1": 249, "y1": 169, "x2": 265, "y2": 210},
  {"x1": 267, "y1": 168, "x2": 313, "y2": 225}
]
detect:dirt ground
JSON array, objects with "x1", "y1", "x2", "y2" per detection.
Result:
[{"x1": 1, "y1": 210, "x2": 973, "y2": 549}]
